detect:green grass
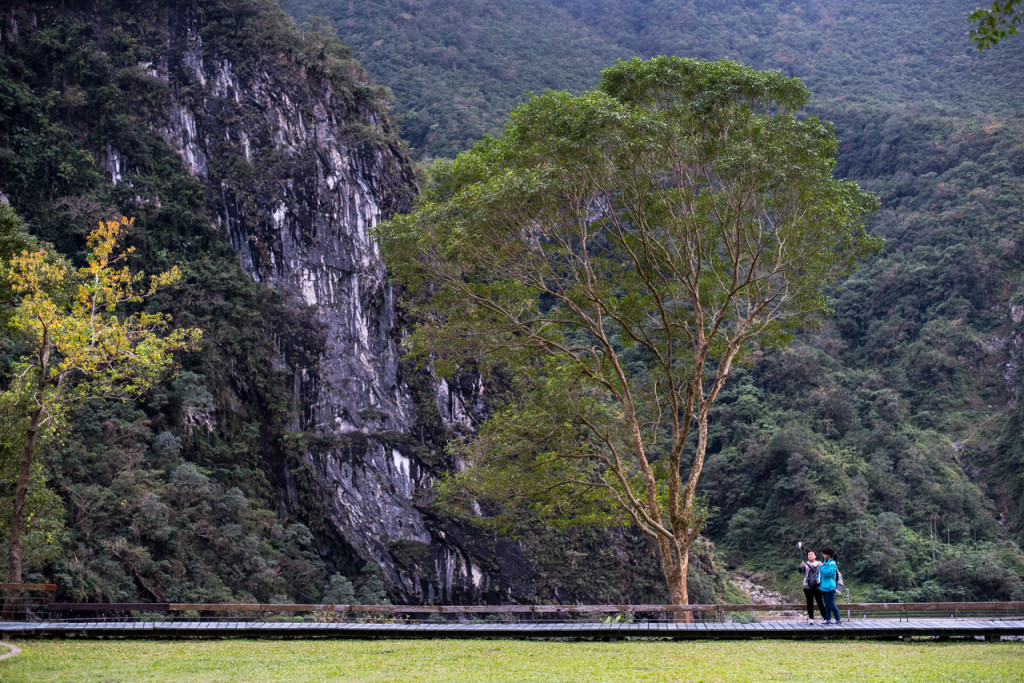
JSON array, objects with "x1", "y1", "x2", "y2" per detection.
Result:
[{"x1": 1, "y1": 639, "x2": 1022, "y2": 682}]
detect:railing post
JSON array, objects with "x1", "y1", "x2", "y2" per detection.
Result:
[
  {"x1": 0, "y1": 583, "x2": 57, "y2": 621},
  {"x1": 1, "y1": 588, "x2": 16, "y2": 621}
]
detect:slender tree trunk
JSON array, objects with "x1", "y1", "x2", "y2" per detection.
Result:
[
  {"x1": 658, "y1": 535, "x2": 691, "y2": 623},
  {"x1": 657, "y1": 403, "x2": 712, "y2": 624},
  {"x1": 3, "y1": 407, "x2": 43, "y2": 620},
  {"x1": 4, "y1": 339, "x2": 48, "y2": 622}
]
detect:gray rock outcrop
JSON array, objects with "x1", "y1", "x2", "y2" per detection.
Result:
[{"x1": 122, "y1": 3, "x2": 529, "y2": 603}]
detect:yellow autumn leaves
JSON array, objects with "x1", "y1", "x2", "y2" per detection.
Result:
[{"x1": 2, "y1": 216, "x2": 201, "y2": 593}]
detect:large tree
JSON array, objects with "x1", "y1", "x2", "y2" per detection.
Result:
[
  {"x1": 376, "y1": 57, "x2": 880, "y2": 607},
  {"x1": 2, "y1": 215, "x2": 201, "y2": 618}
]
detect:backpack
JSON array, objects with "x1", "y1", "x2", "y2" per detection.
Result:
[{"x1": 806, "y1": 563, "x2": 821, "y2": 588}]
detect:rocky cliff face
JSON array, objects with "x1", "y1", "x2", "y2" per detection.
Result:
[{"x1": 79, "y1": 1, "x2": 529, "y2": 602}]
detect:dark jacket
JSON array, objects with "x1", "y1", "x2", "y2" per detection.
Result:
[{"x1": 799, "y1": 561, "x2": 822, "y2": 589}]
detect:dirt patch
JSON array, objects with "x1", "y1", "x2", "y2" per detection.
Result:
[{"x1": 0, "y1": 642, "x2": 23, "y2": 661}]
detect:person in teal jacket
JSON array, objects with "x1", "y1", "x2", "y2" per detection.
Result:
[{"x1": 818, "y1": 547, "x2": 842, "y2": 624}]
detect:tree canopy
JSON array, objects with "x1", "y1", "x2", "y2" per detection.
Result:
[
  {"x1": 376, "y1": 56, "x2": 880, "y2": 605},
  {"x1": 2, "y1": 215, "x2": 201, "y2": 616}
]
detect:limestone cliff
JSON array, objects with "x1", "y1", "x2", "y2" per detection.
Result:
[
  {"x1": 151, "y1": 3, "x2": 531, "y2": 603},
  {"x1": 0, "y1": 0, "x2": 530, "y2": 603}
]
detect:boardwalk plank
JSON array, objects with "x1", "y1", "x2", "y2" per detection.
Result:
[{"x1": 2, "y1": 617, "x2": 1024, "y2": 640}]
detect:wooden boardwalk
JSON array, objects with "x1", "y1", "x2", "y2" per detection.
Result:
[{"x1": 2, "y1": 618, "x2": 1023, "y2": 640}]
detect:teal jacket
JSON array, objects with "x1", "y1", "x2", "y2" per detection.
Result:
[{"x1": 819, "y1": 558, "x2": 838, "y2": 592}]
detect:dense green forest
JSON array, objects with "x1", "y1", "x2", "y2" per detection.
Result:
[
  {"x1": 285, "y1": 0, "x2": 1024, "y2": 601},
  {"x1": 289, "y1": 0, "x2": 1024, "y2": 159},
  {"x1": 709, "y1": 108, "x2": 1024, "y2": 600}
]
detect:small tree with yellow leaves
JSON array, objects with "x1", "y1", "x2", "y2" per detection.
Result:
[{"x1": 2, "y1": 217, "x2": 201, "y2": 617}]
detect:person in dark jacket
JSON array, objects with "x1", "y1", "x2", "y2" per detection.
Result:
[
  {"x1": 799, "y1": 549, "x2": 826, "y2": 623},
  {"x1": 818, "y1": 547, "x2": 842, "y2": 624}
]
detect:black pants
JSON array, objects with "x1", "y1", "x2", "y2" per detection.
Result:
[{"x1": 803, "y1": 588, "x2": 825, "y2": 619}]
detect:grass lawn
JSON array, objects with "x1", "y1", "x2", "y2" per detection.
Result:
[{"x1": 1, "y1": 639, "x2": 1022, "y2": 682}]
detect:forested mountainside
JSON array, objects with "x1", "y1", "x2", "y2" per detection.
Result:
[
  {"x1": 0, "y1": 0, "x2": 732, "y2": 607},
  {"x1": 0, "y1": 0, "x2": 417, "y2": 604},
  {"x1": 283, "y1": 0, "x2": 1024, "y2": 600},
  {"x1": 702, "y1": 110, "x2": 1024, "y2": 600},
  {"x1": 288, "y1": 0, "x2": 1024, "y2": 160},
  {"x1": 2, "y1": 0, "x2": 1022, "y2": 607}
]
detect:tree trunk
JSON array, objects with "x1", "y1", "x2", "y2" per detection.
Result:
[
  {"x1": 3, "y1": 407, "x2": 43, "y2": 621},
  {"x1": 658, "y1": 535, "x2": 691, "y2": 623}
]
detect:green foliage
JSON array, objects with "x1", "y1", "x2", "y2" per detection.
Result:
[
  {"x1": 288, "y1": 0, "x2": 624, "y2": 159},
  {"x1": 0, "y1": 204, "x2": 66, "y2": 576},
  {"x1": 1, "y1": 0, "x2": 1010, "y2": 609},
  {"x1": 288, "y1": 0, "x2": 1024, "y2": 160},
  {"x1": 971, "y1": 0, "x2": 1024, "y2": 49},
  {"x1": 354, "y1": 563, "x2": 389, "y2": 605},
  {"x1": 199, "y1": 0, "x2": 363, "y2": 94},
  {"x1": 2, "y1": 0, "x2": 1021, "y2": 608},
  {"x1": 322, "y1": 572, "x2": 356, "y2": 604},
  {"x1": 664, "y1": 103, "x2": 1024, "y2": 601},
  {"x1": 379, "y1": 56, "x2": 878, "y2": 603},
  {"x1": 0, "y1": 201, "x2": 45, "y2": 369},
  {"x1": 51, "y1": 401, "x2": 328, "y2": 603},
  {"x1": 340, "y1": 32, "x2": 1018, "y2": 614},
  {"x1": 195, "y1": 0, "x2": 399, "y2": 145},
  {"x1": 0, "y1": 457, "x2": 66, "y2": 577},
  {"x1": 0, "y1": 214, "x2": 201, "y2": 605},
  {"x1": 0, "y1": 0, "x2": 381, "y2": 603},
  {"x1": 0, "y1": 202, "x2": 41, "y2": 278}
]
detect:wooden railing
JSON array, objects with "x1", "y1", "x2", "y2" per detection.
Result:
[
  {"x1": 43, "y1": 601, "x2": 1024, "y2": 616},
  {"x1": 0, "y1": 583, "x2": 57, "y2": 592},
  {"x1": 1, "y1": 583, "x2": 59, "y2": 621}
]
